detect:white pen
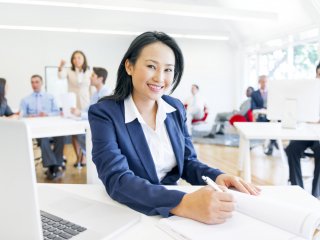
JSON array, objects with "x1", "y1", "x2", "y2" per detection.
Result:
[{"x1": 202, "y1": 176, "x2": 223, "y2": 192}]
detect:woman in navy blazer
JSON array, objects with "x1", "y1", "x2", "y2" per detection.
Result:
[{"x1": 89, "y1": 32, "x2": 259, "y2": 224}]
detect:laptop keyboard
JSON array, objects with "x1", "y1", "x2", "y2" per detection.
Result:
[{"x1": 41, "y1": 210, "x2": 87, "y2": 240}]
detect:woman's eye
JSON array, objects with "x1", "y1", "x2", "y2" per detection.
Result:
[
  {"x1": 147, "y1": 65, "x2": 156, "y2": 69},
  {"x1": 165, "y1": 68, "x2": 173, "y2": 72}
]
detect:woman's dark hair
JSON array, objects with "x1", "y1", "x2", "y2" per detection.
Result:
[
  {"x1": 0, "y1": 78, "x2": 6, "y2": 105},
  {"x1": 101, "y1": 31, "x2": 184, "y2": 102},
  {"x1": 71, "y1": 50, "x2": 89, "y2": 72},
  {"x1": 316, "y1": 61, "x2": 320, "y2": 73}
]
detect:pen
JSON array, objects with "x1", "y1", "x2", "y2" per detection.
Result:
[{"x1": 202, "y1": 176, "x2": 223, "y2": 192}]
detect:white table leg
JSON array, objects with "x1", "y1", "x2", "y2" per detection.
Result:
[
  {"x1": 238, "y1": 135, "x2": 251, "y2": 182},
  {"x1": 242, "y1": 137, "x2": 251, "y2": 182},
  {"x1": 276, "y1": 139, "x2": 286, "y2": 166}
]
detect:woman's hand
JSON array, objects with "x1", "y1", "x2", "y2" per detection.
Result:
[
  {"x1": 170, "y1": 186, "x2": 235, "y2": 224},
  {"x1": 58, "y1": 60, "x2": 66, "y2": 71},
  {"x1": 215, "y1": 174, "x2": 260, "y2": 195}
]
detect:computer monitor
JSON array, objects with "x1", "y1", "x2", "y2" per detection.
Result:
[{"x1": 267, "y1": 79, "x2": 320, "y2": 128}]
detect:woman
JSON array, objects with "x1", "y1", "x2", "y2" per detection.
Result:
[
  {"x1": 58, "y1": 50, "x2": 91, "y2": 166},
  {"x1": 58, "y1": 50, "x2": 91, "y2": 109},
  {"x1": 89, "y1": 32, "x2": 260, "y2": 224},
  {"x1": 0, "y1": 78, "x2": 16, "y2": 118}
]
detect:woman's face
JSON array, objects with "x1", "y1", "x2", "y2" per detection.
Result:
[
  {"x1": 72, "y1": 52, "x2": 85, "y2": 69},
  {"x1": 126, "y1": 42, "x2": 175, "y2": 102}
]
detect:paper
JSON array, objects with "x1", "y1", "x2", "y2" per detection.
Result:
[{"x1": 159, "y1": 186, "x2": 320, "y2": 240}]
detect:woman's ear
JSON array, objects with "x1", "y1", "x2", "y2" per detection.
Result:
[{"x1": 125, "y1": 59, "x2": 133, "y2": 76}]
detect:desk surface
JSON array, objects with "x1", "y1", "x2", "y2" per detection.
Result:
[
  {"x1": 38, "y1": 184, "x2": 316, "y2": 240},
  {"x1": 234, "y1": 122, "x2": 320, "y2": 140},
  {"x1": 23, "y1": 116, "x2": 89, "y2": 138}
]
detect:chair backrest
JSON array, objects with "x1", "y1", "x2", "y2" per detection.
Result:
[
  {"x1": 229, "y1": 114, "x2": 247, "y2": 126},
  {"x1": 192, "y1": 106, "x2": 209, "y2": 124}
]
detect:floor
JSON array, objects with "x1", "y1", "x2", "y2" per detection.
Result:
[{"x1": 35, "y1": 141, "x2": 315, "y2": 194}]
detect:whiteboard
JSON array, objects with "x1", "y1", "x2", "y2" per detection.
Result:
[{"x1": 45, "y1": 66, "x2": 68, "y2": 108}]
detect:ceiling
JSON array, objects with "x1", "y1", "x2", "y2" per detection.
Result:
[{"x1": 0, "y1": 0, "x2": 318, "y2": 46}]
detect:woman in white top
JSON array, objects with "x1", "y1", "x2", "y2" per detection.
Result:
[
  {"x1": 58, "y1": 50, "x2": 91, "y2": 110},
  {"x1": 58, "y1": 50, "x2": 91, "y2": 166}
]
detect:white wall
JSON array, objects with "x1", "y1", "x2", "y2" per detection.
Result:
[
  {"x1": 0, "y1": 30, "x2": 238, "y2": 119},
  {"x1": 173, "y1": 39, "x2": 238, "y2": 120}
]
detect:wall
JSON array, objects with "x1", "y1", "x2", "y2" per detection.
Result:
[{"x1": 0, "y1": 30, "x2": 239, "y2": 119}]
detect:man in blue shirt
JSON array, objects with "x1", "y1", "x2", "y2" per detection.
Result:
[
  {"x1": 70, "y1": 67, "x2": 111, "y2": 167},
  {"x1": 20, "y1": 74, "x2": 65, "y2": 180}
]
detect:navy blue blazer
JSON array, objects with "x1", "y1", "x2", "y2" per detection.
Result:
[
  {"x1": 251, "y1": 90, "x2": 265, "y2": 110},
  {"x1": 88, "y1": 95, "x2": 224, "y2": 217}
]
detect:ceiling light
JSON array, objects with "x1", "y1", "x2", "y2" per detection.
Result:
[
  {"x1": 0, "y1": 0, "x2": 278, "y2": 21},
  {"x1": 0, "y1": 25, "x2": 229, "y2": 41}
]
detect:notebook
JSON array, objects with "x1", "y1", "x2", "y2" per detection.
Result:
[
  {"x1": 0, "y1": 119, "x2": 141, "y2": 239},
  {"x1": 159, "y1": 186, "x2": 320, "y2": 240}
]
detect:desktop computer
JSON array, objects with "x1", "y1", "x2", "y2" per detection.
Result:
[{"x1": 267, "y1": 79, "x2": 320, "y2": 128}]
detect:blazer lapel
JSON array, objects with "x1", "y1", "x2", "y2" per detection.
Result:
[
  {"x1": 165, "y1": 114, "x2": 184, "y2": 175},
  {"x1": 126, "y1": 119, "x2": 159, "y2": 184}
]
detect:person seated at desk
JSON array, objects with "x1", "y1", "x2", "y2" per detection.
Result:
[
  {"x1": 70, "y1": 67, "x2": 111, "y2": 167},
  {"x1": 251, "y1": 75, "x2": 277, "y2": 156},
  {"x1": 0, "y1": 78, "x2": 18, "y2": 118},
  {"x1": 20, "y1": 74, "x2": 65, "y2": 180},
  {"x1": 184, "y1": 84, "x2": 206, "y2": 135},
  {"x1": 285, "y1": 63, "x2": 320, "y2": 198},
  {"x1": 89, "y1": 31, "x2": 260, "y2": 224},
  {"x1": 204, "y1": 86, "x2": 254, "y2": 138}
]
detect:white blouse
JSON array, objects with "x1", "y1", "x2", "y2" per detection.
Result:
[
  {"x1": 58, "y1": 68, "x2": 92, "y2": 110},
  {"x1": 124, "y1": 95, "x2": 177, "y2": 181}
]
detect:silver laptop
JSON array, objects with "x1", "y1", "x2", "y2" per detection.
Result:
[{"x1": 0, "y1": 119, "x2": 140, "y2": 240}]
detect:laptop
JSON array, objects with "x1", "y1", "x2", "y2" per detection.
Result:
[{"x1": 0, "y1": 119, "x2": 141, "y2": 240}]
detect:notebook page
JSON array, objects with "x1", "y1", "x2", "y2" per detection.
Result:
[
  {"x1": 159, "y1": 212, "x2": 297, "y2": 240},
  {"x1": 231, "y1": 190, "x2": 320, "y2": 239}
]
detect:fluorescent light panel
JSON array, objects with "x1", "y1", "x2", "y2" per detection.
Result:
[
  {"x1": 0, "y1": 0, "x2": 278, "y2": 21},
  {"x1": 0, "y1": 25, "x2": 229, "y2": 41}
]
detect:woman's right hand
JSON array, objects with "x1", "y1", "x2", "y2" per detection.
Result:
[
  {"x1": 170, "y1": 186, "x2": 235, "y2": 224},
  {"x1": 58, "y1": 60, "x2": 66, "y2": 70}
]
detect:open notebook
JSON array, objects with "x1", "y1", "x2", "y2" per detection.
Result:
[{"x1": 159, "y1": 186, "x2": 320, "y2": 240}]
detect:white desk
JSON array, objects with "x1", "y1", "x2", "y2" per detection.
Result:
[
  {"x1": 22, "y1": 117, "x2": 95, "y2": 181},
  {"x1": 38, "y1": 183, "x2": 182, "y2": 240},
  {"x1": 22, "y1": 116, "x2": 88, "y2": 139},
  {"x1": 234, "y1": 122, "x2": 320, "y2": 182},
  {"x1": 38, "y1": 184, "x2": 319, "y2": 240}
]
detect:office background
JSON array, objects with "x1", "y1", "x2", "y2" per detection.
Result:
[{"x1": 2, "y1": 0, "x2": 319, "y2": 119}]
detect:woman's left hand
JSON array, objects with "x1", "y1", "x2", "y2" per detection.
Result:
[{"x1": 215, "y1": 174, "x2": 261, "y2": 195}]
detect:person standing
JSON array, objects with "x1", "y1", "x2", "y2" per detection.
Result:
[
  {"x1": 58, "y1": 50, "x2": 91, "y2": 109},
  {"x1": 58, "y1": 50, "x2": 92, "y2": 163}
]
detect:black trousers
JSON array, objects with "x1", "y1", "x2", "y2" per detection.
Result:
[
  {"x1": 37, "y1": 137, "x2": 65, "y2": 168},
  {"x1": 285, "y1": 140, "x2": 320, "y2": 197}
]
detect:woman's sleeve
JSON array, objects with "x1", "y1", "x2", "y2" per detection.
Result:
[
  {"x1": 178, "y1": 101, "x2": 224, "y2": 185},
  {"x1": 58, "y1": 68, "x2": 67, "y2": 79},
  {"x1": 4, "y1": 103, "x2": 13, "y2": 117},
  {"x1": 88, "y1": 104, "x2": 185, "y2": 217}
]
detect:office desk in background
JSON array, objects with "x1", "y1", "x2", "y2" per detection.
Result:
[
  {"x1": 234, "y1": 122, "x2": 320, "y2": 183},
  {"x1": 22, "y1": 117, "x2": 96, "y2": 182}
]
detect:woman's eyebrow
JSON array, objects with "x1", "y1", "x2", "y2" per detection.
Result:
[{"x1": 145, "y1": 59, "x2": 175, "y2": 67}]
